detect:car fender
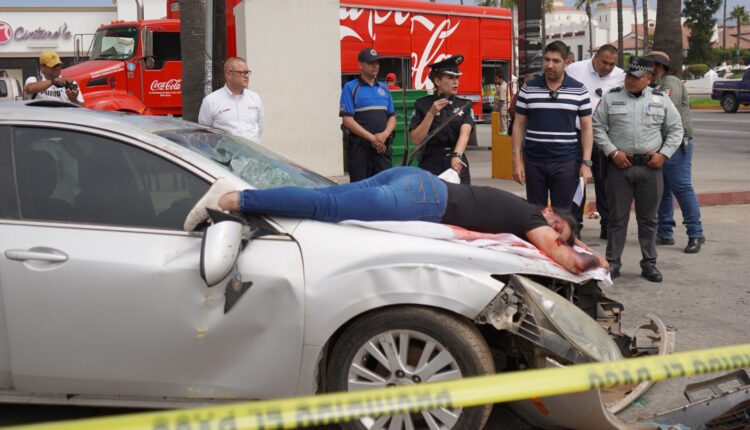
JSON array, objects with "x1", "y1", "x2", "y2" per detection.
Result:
[{"x1": 83, "y1": 90, "x2": 146, "y2": 113}]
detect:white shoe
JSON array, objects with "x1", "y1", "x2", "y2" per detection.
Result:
[{"x1": 184, "y1": 178, "x2": 237, "y2": 231}]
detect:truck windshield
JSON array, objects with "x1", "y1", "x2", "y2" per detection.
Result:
[
  {"x1": 90, "y1": 26, "x2": 138, "y2": 60},
  {"x1": 156, "y1": 129, "x2": 334, "y2": 189}
]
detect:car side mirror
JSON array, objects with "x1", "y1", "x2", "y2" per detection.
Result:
[{"x1": 200, "y1": 209, "x2": 243, "y2": 287}]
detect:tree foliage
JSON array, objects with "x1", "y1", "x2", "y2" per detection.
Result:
[{"x1": 683, "y1": 0, "x2": 723, "y2": 64}]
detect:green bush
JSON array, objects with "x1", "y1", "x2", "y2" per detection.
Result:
[{"x1": 684, "y1": 63, "x2": 710, "y2": 79}]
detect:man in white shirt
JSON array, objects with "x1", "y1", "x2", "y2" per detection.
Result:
[
  {"x1": 566, "y1": 44, "x2": 624, "y2": 240},
  {"x1": 24, "y1": 51, "x2": 84, "y2": 106},
  {"x1": 199, "y1": 57, "x2": 264, "y2": 143}
]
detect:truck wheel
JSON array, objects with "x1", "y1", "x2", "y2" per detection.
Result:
[
  {"x1": 721, "y1": 94, "x2": 738, "y2": 113},
  {"x1": 326, "y1": 306, "x2": 494, "y2": 430}
]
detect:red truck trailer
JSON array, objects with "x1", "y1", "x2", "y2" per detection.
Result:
[{"x1": 64, "y1": 0, "x2": 512, "y2": 117}]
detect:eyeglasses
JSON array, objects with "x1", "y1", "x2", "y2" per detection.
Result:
[
  {"x1": 228, "y1": 70, "x2": 251, "y2": 77},
  {"x1": 549, "y1": 90, "x2": 559, "y2": 100}
]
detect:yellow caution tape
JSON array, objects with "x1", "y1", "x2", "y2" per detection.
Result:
[{"x1": 8, "y1": 343, "x2": 750, "y2": 430}]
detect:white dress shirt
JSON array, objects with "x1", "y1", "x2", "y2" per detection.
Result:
[
  {"x1": 566, "y1": 59, "x2": 625, "y2": 129},
  {"x1": 198, "y1": 85, "x2": 264, "y2": 143}
]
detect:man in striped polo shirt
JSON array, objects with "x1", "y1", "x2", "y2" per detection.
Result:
[{"x1": 511, "y1": 41, "x2": 593, "y2": 216}]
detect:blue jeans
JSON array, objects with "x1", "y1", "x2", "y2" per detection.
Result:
[
  {"x1": 239, "y1": 166, "x2": 448, "y2": 223},
  {"x1": 657, "y1": 138, "x2": 704, "y2": 239}
]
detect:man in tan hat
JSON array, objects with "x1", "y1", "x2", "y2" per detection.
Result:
[
  {"x1": 23, "y1": 51, "x2": 84, "y2": 106},
  {"x1": 645, "y1": 50, "x2": 705, "y2": 254}
]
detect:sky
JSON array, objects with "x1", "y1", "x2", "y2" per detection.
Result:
[{"x1": 0, "y1": 0, "x2": 743, "y2": 21}]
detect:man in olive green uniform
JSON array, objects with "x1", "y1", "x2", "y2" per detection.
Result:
[
  {"x1": 593, "y1": 57, "x2": 683, "y2": 282},
  {"x1": 646, "y1": 51, "x2": 705, "y2": 254}
]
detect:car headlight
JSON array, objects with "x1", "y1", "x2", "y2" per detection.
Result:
[{"x1": 516, "y1": 276, "x2": 622, "y2": 363}]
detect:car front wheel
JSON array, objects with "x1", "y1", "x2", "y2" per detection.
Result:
[
  {"x1": 326, "y1": 306, "x2": 494, "y2": 430},
  {"x1": 721, "y1": 94, "x2": 738, "y2": 113}
]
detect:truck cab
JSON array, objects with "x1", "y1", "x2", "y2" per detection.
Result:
[
  {"x1": 63, "y1": 20, "x2": 182, "y2": 115},
  {"x1": 711, "y1": 68, "x2": 750, "y2": 113},
  {"x1": 0, "y1": 74, "x2": 23, "y2": 102}
]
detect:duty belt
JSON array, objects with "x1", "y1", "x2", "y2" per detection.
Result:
[{"x1": 423, "y1": 146, "x2": 453, "y2": 156}]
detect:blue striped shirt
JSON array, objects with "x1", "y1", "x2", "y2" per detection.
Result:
[{"x1": 516, "y1": 74, "x2": 592, "y2": 160}]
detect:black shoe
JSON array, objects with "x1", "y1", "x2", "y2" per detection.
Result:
[
  {"x1": 656, "y1": 236, "x2": 675, "y2": 246},
  {"x1": 641, "y1": 266, "x2": 663, "y2": 283},
  {"x1": 684, "y1": 236, "x2": 706, "y2": 254},
  {"x1": 610, "y1": 266, "x2": 621, "y2": 279},
  {"x1": 599, "y1": 226, "x2": 607, "y2": 240}
]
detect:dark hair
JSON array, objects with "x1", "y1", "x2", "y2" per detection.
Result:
[
  {"x1": 494, "y1": 71, "x2": 505, "y2": 80},
  {"x1": 552, "y1": 208, "x2": 577, "y2": 246},
  {"x1": 567, "y1": 51, "x2": 575, "y2": 62},
  {"x1": 596, "y1": 44, "x2": 618, "y2": 56},
  {"x1": 544, "y1": 41, "x2": 569, "y2": 60}
]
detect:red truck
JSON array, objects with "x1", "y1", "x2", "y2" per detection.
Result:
[{"x1": 65, "y1": 0, "x2": 512, "y2": 117}]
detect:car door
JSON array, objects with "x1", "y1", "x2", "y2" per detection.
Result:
[{"x1": 0, "y1": 124, "x2": 305, "y2": 400}]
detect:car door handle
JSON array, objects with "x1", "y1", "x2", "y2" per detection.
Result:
[{"x1": 4, "y1": 249, "x2": 68, "y2": 263}]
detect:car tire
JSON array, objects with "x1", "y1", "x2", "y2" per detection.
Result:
[
  {"x1": 326, "y1": 306, "x2": 494, "y2": 430},
  {"x1": 721, "y1": 94, "x2": 738, "y2": 113}
]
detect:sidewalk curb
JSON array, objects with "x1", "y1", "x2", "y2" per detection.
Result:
[{"x1": 585, "y1": 191, "x2": 750, "y2": 214}]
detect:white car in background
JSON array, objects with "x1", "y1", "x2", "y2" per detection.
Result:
[{"x1": 0, "y1": 101, "x2": 668, "y2": 430}]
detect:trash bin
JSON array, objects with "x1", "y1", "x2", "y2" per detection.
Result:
[
  {"x1": 491, "y1": 111, "x2": 513, "y2": 179},
  {"x1": 391, "y1": 89, "x2": 428, "y2": 167}
]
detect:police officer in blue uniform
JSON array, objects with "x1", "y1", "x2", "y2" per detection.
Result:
[
  {"x1": 340, "y1": 48, "x2": 396, "y2": 182},
  {"x1": 410, "y1": 55, "x2": 474, "y2": 184}
]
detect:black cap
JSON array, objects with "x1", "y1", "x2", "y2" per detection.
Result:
[
  {"x1": 626, "y1": 56, "x2": 655, "y2": 78},
  {"x1": 427, "y1": 55, "x2": 464, "y2": 77},
  {"x1": 358, "y1": 48, "x2": 382, "y2": 63}
]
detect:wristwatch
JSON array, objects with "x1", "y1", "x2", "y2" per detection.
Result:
[
  {"x1": 451, "y1": 152, "x2": 463, "y2": 158},
  {"x1": 582, "y1": 159, "x2": 593, "y2": 167}
]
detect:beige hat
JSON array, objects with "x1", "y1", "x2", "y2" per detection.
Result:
[
  {"x1": 645, "y1": 51, "x2": 671, "y2": 70},
  {"x1": 39, "y1": 51, "x2": 62, "y2": 68}
]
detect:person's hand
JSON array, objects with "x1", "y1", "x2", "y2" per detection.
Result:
[
  {"x1": 579, "y1": 164, "x2": 592, "y2": 183},
  {"x1": 52, "y1": 77, "x2": 68, "y2": 87},
  {"x1": 65, "y1": 87, "x2": 79, "y2": 102},
  {"x1": 429, "y1": 98, "x2": 450, "y2": 116},
  {"x1": 647, "y1": 151, "x2": 667, "y2": 169},
  {"x1": 370, "y1": 133, "x2": 386, "y2": 154},
  {"x1": 597, "y1": 255, "x2": 610, "y2": 271},
  {"x1": 450, "y1": 155, "x2": 466, "y2": 173},
  {"x1": 611, "y1": 150, "x2": 631, "y2": 169},
  {"x1": 512, "y1": 156, "x2": 525, "y2": 185}
]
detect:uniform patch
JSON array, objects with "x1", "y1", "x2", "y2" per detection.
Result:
[
  {"x1": 611, "y1": 101, "x2": 626, "y2": 105},
  {"x1": 652, "y1": 96, "x2": 662, "y2": 104},
  {"x1": 378, "y1": 88, "x2": 386, "y2": 96}
]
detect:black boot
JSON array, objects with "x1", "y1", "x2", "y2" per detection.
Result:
[
  {"x1": 684, "y1": 237, "x2": 705, "y2": 254},
  {"x1": 641, "y1": 266, "x2": 663, "y2": 283}
]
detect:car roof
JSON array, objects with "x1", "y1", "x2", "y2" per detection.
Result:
[{"x1": 0, "y1": 101, "x2": 206, "y2": 138}]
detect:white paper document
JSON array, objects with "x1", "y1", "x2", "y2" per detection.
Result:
[
  {"x1": 438, "y1": 168, "x2": 461, "y2": 184},
  {"x1": 573, "y1": 177, "x2": 585, "y2": 207}
]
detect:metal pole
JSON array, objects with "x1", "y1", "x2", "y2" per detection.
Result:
[
  {"x1": 135, "y1": 0, "x2": 144, "y2": 21},
  {"x1": 204, "y1": 0, "x2": 214, "y2": 97}
]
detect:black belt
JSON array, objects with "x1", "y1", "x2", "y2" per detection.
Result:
[{"x1": 423, "y1": 146, "x2": 453, "y2": 156}]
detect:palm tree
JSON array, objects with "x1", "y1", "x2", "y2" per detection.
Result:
[
  {"x1": 643, "y1": 0, "x2": 648, "y2": 51},
  {"x1": 180, "y1": 0, "x2": 207, "y2": 122},
  {"x1": 652, "y1": 0, "x2": 683, "y2": 74},
  {"x1": 730, "y1": 5, "x2": 749, "y2": 65},
  {"x1": 574, "y1": 0, "x2": 602, "y2": 57},
  {"x1": 723, "y1": 0, "x2": 727, "y2": 49},
  {"x1": 633, "y1": 0, "x2": 639, "y2": 56},
  {"x1": 616, "y1": 0, "x2": 624, "y2": 67}
]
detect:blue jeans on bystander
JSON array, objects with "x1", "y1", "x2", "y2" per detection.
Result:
[{"x1": 657, "y1": 138, "x2": 704, "y2": 239}]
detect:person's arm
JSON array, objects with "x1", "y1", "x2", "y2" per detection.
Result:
[
  {"x1": 24, "y1": 76, "x2": 57, "y2": 96},
  {"x1": 410, "y1": 99, "x2": 449, "y2": 146},
  {"x1": 198, "y1": 97, "x2": 212, "y2": 127},
  {"x1": 526, "y1": 226, "x2": 608, "y2": 274},
  {"x1": 257, "y1": 95, "x2": 264, "y2": 137},
  {"x1": 648, "y1": 96, "x2": 684, "y2": 168},
  {"x1": 450, "y1": 123, "x2": 472, "y2": 172},
  {"x1": 579, "y1": 114, "x2": 593, "y2": 182},
  {"x1": 511, "y1": 113, "x2": 527, "y2": 184}
]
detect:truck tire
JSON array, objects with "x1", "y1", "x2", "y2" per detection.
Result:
[
  {"x1": 326, "y1": 306, "x2": 494, "y2": 430},
  {"x1": 721, "y1": 94, "x2": 739, "y2": 113}
]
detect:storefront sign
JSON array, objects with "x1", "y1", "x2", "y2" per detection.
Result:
[{"x1": 0, "y1": 21, "x2": 73, "y2": 45}]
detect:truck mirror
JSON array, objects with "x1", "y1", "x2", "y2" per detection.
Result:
[{"x1": 142, "y1": 28, "x2": 153, "y2": 58}]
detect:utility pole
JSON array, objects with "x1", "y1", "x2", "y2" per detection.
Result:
[{"x1": 180, "y1": 0, "x2": 207, "y2": 122}]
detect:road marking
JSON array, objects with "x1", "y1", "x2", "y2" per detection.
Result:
[{"x1": 694, "y1": 128, "x2": 750, "y2": 134}]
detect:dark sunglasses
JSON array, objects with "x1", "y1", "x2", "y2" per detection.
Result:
[{"x1": 549, "y1": 90, "x2": 559, "y2": 100}]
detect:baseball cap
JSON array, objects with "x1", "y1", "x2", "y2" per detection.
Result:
[
  {"x1": 358, "y1": 48, "x2": 382, "y2": 63},
  {"x1": 626, "y1": 56, "x2": 654, "y2": 78},
  {"x1": 385, "y1": 73, "x2": 397, "y2": 81},
  {"x1": 39, "y1": 51, "x2": 62, "y2": 68}
]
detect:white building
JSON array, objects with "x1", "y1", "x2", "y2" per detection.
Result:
[{"x1": 545, "y1": 0, "x2": 656, "y2": 60}]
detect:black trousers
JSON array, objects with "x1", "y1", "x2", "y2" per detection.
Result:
[
  {"x1": 592, "y1": 146, "x2": 609, "y2": 227},
  {"x1": 419, "y1": 153, "x2": 471, "y2": 184},
  {"x1": 605, "y1": 161, "x2": 663, "y2": 270},
  {"x1": 524, "y1": 157, "x2": 579, "y2": 211},
  {"x1": 347, "y1": 140, "x2": 392, "y2": 183}
]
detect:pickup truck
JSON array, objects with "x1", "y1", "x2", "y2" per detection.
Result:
[{"x1": 712, "y1": 68, "x2": 750, "y2": 113}]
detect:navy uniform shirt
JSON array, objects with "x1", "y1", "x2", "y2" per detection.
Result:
[
  {"x1": 409, "y1": 94, "x2": 474, "y2": 150},
  {"x1": 515, "y1": 73, "x2": 592, "y2": 160},
  {"x1": 339, "y1": 77, "x2": 395, "y2": 134}
]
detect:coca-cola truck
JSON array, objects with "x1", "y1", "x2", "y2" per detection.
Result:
[{"x1": 65, "y1": 0, "x2": 512, "y2": 117}]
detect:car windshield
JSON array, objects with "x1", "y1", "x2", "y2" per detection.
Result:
[
  {"x1": 90, "y1": 26, "x2": 138, "y2": 60},
  {"x1": 156, "y1": 129, "x2": 334, "y2": 189}
]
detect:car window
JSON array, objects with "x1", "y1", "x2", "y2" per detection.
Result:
[
  {"x1": 157, "y1": 128, "x2": 333, "y2": 189},
  {"x1": 0, "y1": 126, "x2": 18, "y2": 219},
  {"x1": 12, "y1": 126, "x2": 208, "y2": 230}
]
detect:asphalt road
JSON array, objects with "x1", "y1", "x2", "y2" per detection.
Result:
[{"x1": 2, "y1": 109, "x2": 749, "y2": 429}]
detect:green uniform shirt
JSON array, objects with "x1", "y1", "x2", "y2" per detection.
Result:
[
  {"x1": 653, "y1": 74, "x2": 693, "y2": 139},
  {"x1": 592, "y1": 86, "x2": 683, "y2": 158}
]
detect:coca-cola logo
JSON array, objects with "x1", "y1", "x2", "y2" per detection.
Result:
[
  {"x1": 0, "y1": 22, "x2": 13, "y2": 45},
  {"x1": 150, "y1": 79, "x2": 181, "y2": 92}
]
